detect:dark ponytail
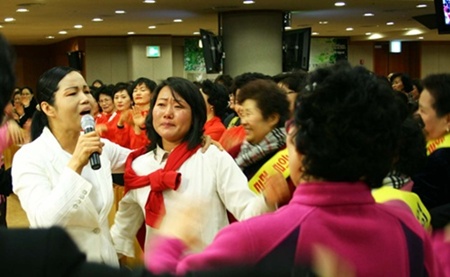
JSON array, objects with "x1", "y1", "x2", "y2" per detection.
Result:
[{"x1": 30, "y1": 66, "x2": 77, "y2": 141}]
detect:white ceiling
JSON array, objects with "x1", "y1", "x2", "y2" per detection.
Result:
[{"x1": 0, "y1": 0, "x2": 446, "y2": 45}]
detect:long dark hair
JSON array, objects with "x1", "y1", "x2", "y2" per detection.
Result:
[
  {"x1": 145, "y1": 77, "x2": 206, "y2": 151},
  {"x1": 31, "y1": 66, "x2": 77, "y2": 140}
]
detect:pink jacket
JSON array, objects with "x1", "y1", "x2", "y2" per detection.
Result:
[{"x1": 146, "y1": 181, "x2": 439, "y2": 276}]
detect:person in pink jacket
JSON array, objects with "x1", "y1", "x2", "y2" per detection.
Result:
[{"x1": 145, "y1": 62, "x2": 440, "y2": 277}]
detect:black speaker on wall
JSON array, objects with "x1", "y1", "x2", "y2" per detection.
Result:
[{"x1": 67, "y1": 51, "x2": 83, "y2": 70}]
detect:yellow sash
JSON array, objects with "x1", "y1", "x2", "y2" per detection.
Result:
[
  {"x1": 248, "y1": 148, "x2": 290, "y2": 194},
  {"x1": 426, "y1": 133, "x2": 450, "y2": 156},
  {"x1": 372, "y1": 186, "x2": 431, "y2": 229}
]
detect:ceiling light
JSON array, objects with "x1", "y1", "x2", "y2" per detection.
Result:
[
  {"x1": 365, "y1": 32, "x2": 372, "y2": 35},
  {"x1": 46, "y1": 36, "x2": 55, "y2": 39},
  {"x1": 335, "y1": 2, "x2": 346, "y2": 7},
  {"x1": 416, "y1": 4, "x2": 427, "y2": 8},
  {"x1": 243, "y1": 0, "x2": 255, "y2": 4},
  {"x1": 148, "y1": 25, "x2": 156, "y2": 29},
  {"x1": 368, "y1": 33, "x2": 383, "y2": 40},
  {"x1": 319, "y1": 21, "x2": 328, "y2": 25},
  {"x1": 4, "y1": 18, "x2": 15, "y2": 22},
  {"x1": 115, "y1": 10, "x2": 126, "y2": 14},
  {"x1": 74, "y1": 24, "x2": 83, "y2": 29},
  {"x1": 386, "y1": 22, "x2": 394, "y2": 25},
  {"x1": 346, "y1": 27, "x2": 353, "y2": 31},
  {"x1": 418, "y1": 36, "x2": 424, "y2": 39},
  {"x1": 0, "y1": 25, "x2": 3, "y2": 28},
  {"x1": 364, "y1": 13, "x2": 374, "y2": 17},
  {"x1": 193, "y1": 31, "x2": 200, "y2": 35},
  {"x1": 92, "y1": 18, "x2": 103, "y2": 22},
  {"x1": 58, "y1": 31, "x2": 67, "y2": 35},
  {"x1": 173, "y1": 19, "x2": 183, "y2": 22},
  {"x1": 312, "y1": 32, "x2": 319, "y2": 35},
  {"x1": 143, "y1": 0, "x2": 156, "y2": 3},
  {"x1": 16, "y1": 8, "x2": 29, "y2": 13},
  {"x1": 128, "y1": 32, "x2": 135, "y2": 35},
  {"x1": 405, "y1": 29, "x2": 422, "y2": 36},
  {"x1": 284, "y1": 26, "x2": 292, "y2": 30}
]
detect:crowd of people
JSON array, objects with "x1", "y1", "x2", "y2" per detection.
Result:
[{"x1": 1, "y1": 31, "x2": 450, "y2": 277}]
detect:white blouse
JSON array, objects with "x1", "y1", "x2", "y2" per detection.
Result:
[
  {"x1": 111, "y1": 144, "x2": 271, "y2": 257},
  {"x1": 12, "y1": 127, "x2": 131, "y2": 267}
]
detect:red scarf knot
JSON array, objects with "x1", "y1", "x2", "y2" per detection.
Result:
[{"x1": 124, "y1": 143, "x2": 200, "y2": 228}]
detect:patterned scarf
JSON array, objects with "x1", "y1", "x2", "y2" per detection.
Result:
[
  {"x1": 235, "y1": 127, "x2": 286, "y2": 169},
  {"x1": 382, "y1": 171, "x2": 411, "y2": 189}
]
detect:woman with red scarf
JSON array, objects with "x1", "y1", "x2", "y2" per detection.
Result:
[{"x1": 111, "y1": 77, "x2": 281, "y2": 258}]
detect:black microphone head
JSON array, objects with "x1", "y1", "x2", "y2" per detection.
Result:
[{"x1": 81, "y1": 114, "x2": 95, "y2": 130}]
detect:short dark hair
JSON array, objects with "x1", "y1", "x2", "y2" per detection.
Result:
[
  {"x1": 275, "y1": 71, "x2": 308, "y2": 93},
  {"x1": 31, "y1": 66, "x2": 78, "y2": 140},
  {"x1": 237, "y1": 79, "x2": 290, "y2": 129},
  {"x1": 0, "y1": 34, "x2": 15, "y2": 123},
  {"x1": 214, "y1": 74, "x2": 234, "y2": 93},
  {"x1": 94, "y1": 84, "x2": 114, "y2": 102},
  {"x1": 231, "y1": 72, "x2": 272, "y2": 97},
  {"x1": 421, "y1": 73, "x2": 450, "y2": 118},
  {"x1": 395, "y1": 115, "x2": 427, "y2": 177},
  {"x1": 131, "y1": 77, "x2": 157, "y2": 93},
  {"x1": 112, "y1": 82, "x2": 132, "y2": 102},
  {"x1": 294, "y1": 62, "x2": 401, "y2": 188},
  {"x1": 92, "y1": 79, "x2": 103, "y2": 86},
  {"x1": 145, "y1": 77, "x2": 206, "y2": 151},
  {"x1": 200, "y1": 79, "x2": 229, "y2": 118},
  {"x1": 390, "y1": 72, "x2": 413, "y2": 93}
]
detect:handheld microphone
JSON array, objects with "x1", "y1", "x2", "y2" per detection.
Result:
[{"x1": 80, "y1": 114, "x2": 101, "y2": 170}]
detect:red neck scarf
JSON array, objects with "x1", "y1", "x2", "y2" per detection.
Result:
[{"x1": 124, "y1": 142, "x2": 200, "y2": 227}]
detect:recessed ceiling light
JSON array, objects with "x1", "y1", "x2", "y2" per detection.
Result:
[
  {"x1": 346, "y1": 27, "x2": 353, "y2": 31},
  {"x1": 128, "y1": 32, "x2": 135, "y2": 35},
  {"x1": 243, "y1": 0, "x2": 255, "y2": 4},
  {"x1": 173, "y1": 19, "x2": 183, "y2": 23},
  {"x1": 115, "y1": 10, "x2": 126, "y2": 14},
  {"x1": 46, "y1": 36, "x2": 55, "y2": 39},
  {"x1": 416, "y1": 4, "x2": 427, "y2": 8},
  {"x1": 368, "y1": 33, "x2": 383, "y2": 40},
  {"x1": 4, "y1": 18, "x2": 15, "y2": 22},
  {"x1": 74, "y1": 24, "x2": 83, "y2": 29},
  {"x1": 319, "y1": 21, "x2": 328, "y2": 25},
  {"x1": 312, "y1": 32, "x2": 319, "y2": 35},
  {"x1": 386, "y1": 22, "x2": 394, "y2": 26},
  {"x1": 365, "y1": 32, "x2": 372, "y2": 35},
  {"x1": 0, "y1": 25, "x2": 3, "y2": 28},
  {"x1": 406, "y1": 29, "x2": 422, "y2": 36},
  {"x1": 284, "y1": 26, "x2": 292, "y2": 30},
  {"x1": 364, "y1": 13, "x2": 374, "y2": 17},
  {"x1": 335, "y1": 2, "x2": 346, "y2": 7},
  {"x1": 148, "y1": 25, "x2": 156, "y2": 29},
  {"x1": 58, "y1": 31, "x2": 67, "y2": 35},
  {"x1": 193, "y1": 31, "x2": 200, "y2": 35},
  {"x1": 92, "y1": 18, "x2": 103, "y2": 22},
  {"x1": 16, "y1": 8, "x2": 29, "y2": 13},
  {"x1": 143, "y1": 0, "x2": 156, "y2": 3},
  {"x1": 418, "y1": 36, "x2": 424, "y2": 39}
]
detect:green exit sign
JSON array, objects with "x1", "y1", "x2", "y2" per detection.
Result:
[{"x1": 146, "y1": 46, "x2": 160, "y2": 58}]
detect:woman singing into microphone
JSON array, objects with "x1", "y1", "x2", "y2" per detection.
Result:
[{"x1": 12, "y1": 66, "x2": 132, "y2": 267}]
